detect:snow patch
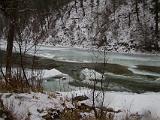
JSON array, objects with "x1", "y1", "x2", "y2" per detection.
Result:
[
  {"x1": 80, "y1": 68, "x2": 103, "y2": 80},
  {"x1": 43, "y1": 69, "x2": 66, "y2": 79}
]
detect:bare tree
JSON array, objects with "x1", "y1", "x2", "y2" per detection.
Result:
[
  {"x1": 80, "y1": 0, "x2": 85, "y2": 16},
  {"x1": 0, "y1": 0, "x2": 71, "y2": 91},
  {"x1": 135, "y1": 0, "x2": 140, "y2": 22},
  {"x1": 154, "y1": 0, "x2": 159, "y2": 50}
]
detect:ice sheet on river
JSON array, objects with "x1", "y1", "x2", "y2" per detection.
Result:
[{"x1": 1, "y1": 42, "x2": 160, "y2": 66}]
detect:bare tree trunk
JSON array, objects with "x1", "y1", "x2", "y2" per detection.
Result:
[
  {"x1": 18, "y1": 40, "x2": 30, "y2": 89},
  {"x1": 99, "y1": 49, "x2": 106, "y2": 119},
  {"x1": 154, "y1": 0, "x2": 159, "y2": 50},
  {"x1": 128, "y1": 12, "x2": 131, "y2": 27},
  {"x1": 142, "y1": 0, "x2": 146, "y2": 10},
  {"x1": 6, "y1": 21, "x2": 15, "y2": 78},
  {"x1": 92, "y1": 75, "x2": 98, "y2": 118},
  {"x1": 74, "y1": 0, "x2": 78, "y2": 13},
  {"x1": 155, "y1": 0, "x2": 159, "y2": 35},
  {"x1": 91, "y1": 0, "x2": 94, "y2": 12},
  {"x1": 80, "y1": 0, "x2": 85, "y2": 16},
  {"x1": 135, "y1": 0, "x2": 140, "y2": 22},
  {"x1": 113, "y1": 0, "x2": 116, "y2": 14}
]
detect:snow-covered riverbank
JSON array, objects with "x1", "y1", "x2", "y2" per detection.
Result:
[
  {"x1": 1, "y1": 41, "x2": 160, "y2": 119},
  {"x1": 0, "y1": 90, "x2": 160, "y2": 120},
  {"x1": 62, "y1": 90, "x2": 160, "y2": 119},
  {"x1": 1, "y1": 41, "x2": 160, "y2": 67}
]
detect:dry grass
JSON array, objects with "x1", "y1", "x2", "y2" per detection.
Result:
[
  {"x1": 0, "y1": 75, "x2": 43, "y2": 93},
  {"x1": 60, "y1": 107, "x2": 115, "y2": 120}
]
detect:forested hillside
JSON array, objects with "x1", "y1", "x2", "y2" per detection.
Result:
[
  {"x1": 0, "y1": 0, "x2": 160, "y2": 53},
  {"x1": 0, "y1": 1, "x2": 160, "y2": 120},
  {"x1": 43, "y1": 0, "x2": 160, "y2": 53}
]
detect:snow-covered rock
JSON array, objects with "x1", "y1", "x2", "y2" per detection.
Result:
[
  {"x1": 80, "y1": 68, "x2": 103, "y2": 80},
  {"x1": 43, "y1": 68, "x2": 67, "y2": 79}
]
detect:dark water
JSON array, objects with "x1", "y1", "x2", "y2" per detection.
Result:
[{"x1": 1, "y1": 47, "x2": 160, "y2": 93}]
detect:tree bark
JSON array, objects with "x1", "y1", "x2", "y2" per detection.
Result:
[
  {"x1": 155, "y1": 0, "x2": 159, "y2": 50},
  {"x1": 128, "y1": 12, "x2": 131, "y2": 27},
  {"x1": 5, "y1": 21, "x2": 15, "y2": 78},
  {"x1": 155, "y1": 0, "x2": 159, "y2": 36},
  {"x1": 135, "y1": 0, "x2": 140, "y2": 22}
]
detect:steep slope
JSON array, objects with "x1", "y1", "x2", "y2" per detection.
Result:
[{"x1": 45, "y1": 0, "x2": 159, "y2": 53}]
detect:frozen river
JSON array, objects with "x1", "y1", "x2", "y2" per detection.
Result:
[{"x1": 1, "y1": 43, "x2": 160, "y2": 92}]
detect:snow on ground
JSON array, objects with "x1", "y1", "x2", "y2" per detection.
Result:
[
  {"x1": 1, "y1": 67, "x2": 65, "y2": 79},
  {"x1": 0, "y1": 92, "x2": 73, "y2": 120},
  {"x1": 43, "y1": 69, "x2": 66, "y2": 79},
  {"x1": 62, "y1": 90, "x2": 160, "y2": 119},
  {"x1": 0, "y1": 90, "x2": 160, "y2": 120}
]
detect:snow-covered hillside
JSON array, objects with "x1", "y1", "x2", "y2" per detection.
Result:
[{"x1": 43, "y1": 0, "x2": 159, "y2": 53}]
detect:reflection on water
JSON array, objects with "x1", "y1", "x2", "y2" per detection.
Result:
[
  {"x1": 43, "y1": 76, "x2": 77, "y2": 92},
  {"x1": 43, "y1": 79, "x2": 71, "y2": 92}
]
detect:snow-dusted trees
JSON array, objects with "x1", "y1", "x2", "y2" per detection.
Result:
[
  {"x1": 0, "y1": 0, "x2": 18, "y2": 78},
  {"x1": 141, "y1": 0, "x2": 160, "y2": 51},
  {"x1": 0, "y1": 0, "x2": 71, "y2": 90},
  {"x1": 152, "y1": 0, "x2": 160, "y2": 50}
]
